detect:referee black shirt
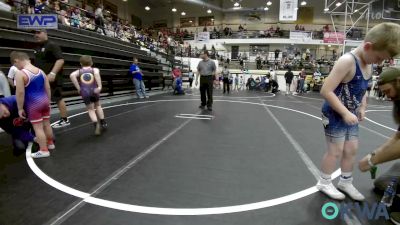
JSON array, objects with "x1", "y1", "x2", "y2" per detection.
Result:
[{"x1": 34, "y1": 40, "x2": 64, "y2": 86}]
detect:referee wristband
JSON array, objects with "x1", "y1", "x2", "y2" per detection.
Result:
[{"x1": 49, "y1": 72, "x2": 56, "y2": 76}]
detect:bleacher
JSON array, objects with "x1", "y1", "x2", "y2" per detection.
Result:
[{"x1": 0, "y1": 10, "x2": 191, "y2": 104}]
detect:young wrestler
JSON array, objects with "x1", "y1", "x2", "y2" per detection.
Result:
[
  {"x1": 70, "y1": 55, "x2": 107, "y2": 135},
  {"x1": 317, "y1": 22, "x2": 400, "y2": 201},
  {"x1": 11, "y1": 51, "x2": 55, "y2": 159}
]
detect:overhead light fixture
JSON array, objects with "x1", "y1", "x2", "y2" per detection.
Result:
[
  {"x1": 264, "y1": 7, "x2": 269, "y2": 11},
  {"x1": 211, "y1": 18, "x2": 214, "y2": 21},
  {"x1": 324, "y1": 7, "x2": 329, "y2": 11},
  {"x1": 189, "y1": 20, "x2": 192, "y2": 23},
  {"x1": 354, "y1": 9, "x2": 359, "y2": 12},
  {"x1": 266, "y1": 1, "x2": 272, "y2": 6},
  {"x1": 234, "y1": 2, "x2": 239, "y2": 7},
  {"x1": 300, "y1": 1, "x2": 306, "y2": 6},
  {"x1": 328, "y1": 44, "x2": 332, "y2": 47},
  {"x1": 336, "y1": 2, "x2": 342, "y2": 6},
  {"x1": 172, "y1": 8, "x2": 177, "y2": 12},
  {"x1": 122, "y1": 0, "x2": 127, "y2": 2},
  {"x1": 207, "y1": 9, "x2": 212, "y2": 13},
  {"x1": 181, "y1": 11, "x2": 186, "y2": 16},
  {"x1": 145, "y1": 6, "x2": 150, "y2": 10}
]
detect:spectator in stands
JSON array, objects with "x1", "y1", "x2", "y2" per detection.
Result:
[
  {"x1": 70, "y1": 7, "x2": 81, "y2": 28},
  {"x1": 59, "y1": 9, "x2": 70, "y2": 26},
  {"x1": 34, "y1": 0, "x2": 47, "y2": 14},
  {"x1": 33, "y1": 29, "x2": 70, "y2": 128},
  {"x1": 196, "y1": 50, "x2": 216, "y2": 111},
  {"x1": 130, "y1": 57, "x2": 148, "y2": 99},
  {"x1": 94, "y1": 4, "x2": 106, "y2": 35},
  {"x1": 238, "y1": 24, "x2": 244, "y2": 32},
  {"x1": 0, "y1": 70, "x2": 10, "y2": 98},
  {"x1": 27, "y1": 0, "x2": 35, "y2": 13},
  {"x1": 284, "y1": 67, "x2": 294, "y2": 95}
]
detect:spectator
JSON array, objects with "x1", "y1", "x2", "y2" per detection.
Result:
[
  {"x1": 94, "y1": 4, "x2": 106, "y2": 35},
  {"x1": 70, "y1": 8, "x2": 81, "y2": 28},
  {"x1": 284, "y1": 68, "x2": 294, "y2": 95},
  {"x1": 0, "y1": 70, "x2": 11, "y2": 98},
  {"x1": 7, "y1": 65, "x2": 17, "y2": 89},
  {"x1": 188, "y1": 69, "x2": 194, "y2": 88},
  {"x1": 129, "y1": 57, "x2": 148, "y2": 99},
  {"x1": 34, "y1": 0, "x2": 47, "y2": 14},
  {"x1": 27, "y1": 0, "x2": 35, "y2": 13}
]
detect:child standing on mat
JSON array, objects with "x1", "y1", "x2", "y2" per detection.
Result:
[
  {"x1": 11, "y1": 51, "x2": 55, "y2": 159},
  {"x1": 317, "y1": 22, "x2": 400, "y2": 201},
  {"x1": 70, "y1": 55, "x2": 107, "y2": 135}
]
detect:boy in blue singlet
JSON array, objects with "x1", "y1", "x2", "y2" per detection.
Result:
[
  {"x1": 11, "y1": 51, "x2": 55, "y2": 159},
  {"x1": 317, "y1": 22, "x2": 400, "y2": 201},
  {"x1": 70, "y1": 55, "x2": 107, "y2": 135}
]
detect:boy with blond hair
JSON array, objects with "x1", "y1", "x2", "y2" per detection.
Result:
[
  {"x1": 317, "y1": 22, "x2": 400, "y2": 201},
  {"x1": 11, "y1": 51, "x2": 55, "y2": 159},
  {"x1": 70, "y1": 55, "x2": 107, "y2": 135}
]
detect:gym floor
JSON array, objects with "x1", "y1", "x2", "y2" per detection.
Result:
[{"x1": 0, "y1": 89, "x2": 397, "y2": 225}]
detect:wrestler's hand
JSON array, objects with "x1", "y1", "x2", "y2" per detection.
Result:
[{"x1": 18, "y1": 109, "x2": 26, "y2": 119}]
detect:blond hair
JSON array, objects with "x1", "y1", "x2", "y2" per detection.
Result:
[
  {"x1": 364, "y1": 22, "x2": 400, "y2": 57},
  {"x1": 80, "y1": 55, "x2": 93, "y2": 67},
  {"x1": 10, "y1": 51, "x2": 30, "y2": 62}
]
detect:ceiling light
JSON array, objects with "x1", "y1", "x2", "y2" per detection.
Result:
[
  {"x1": 122, "y1": 0, "x2": 127, "y2": 2},
  {"x1": 264, "y1": 7, "x2": 269, "y2": 11},
  {"x1": 211, "y1": 18, "x2": 214, "y2": 21},
  {"x1": 336, "y1": 2, "x2": 342, "y2": 6},
  {"x1": 181, "y1": 11, "x2": 186, "y2": 16},
  {"x1": 328, "y1": 44, "x2": 332, "y2": 47},
  {"x1": 324, "y1": 7, "x2": 329, "y2": 11},
  {"x1": 172, "y1": 8, "x2": 177, "y2": 12},
  {"x1": 354, "y1": 9, "x2": 359, "y2": 12},
  {"x1": 207, "y1": 9, "x2": 212, "y2": 13},
  {"x1": 189, "y1": 20, "x2": 192, "y2": 23},
  {"x1": 300, "y1": 1, "x2": 306, "y2": 6},
  {"x1": 145, "y1": 6, "x2": 150, "y2": 10},
  {"x1": 234, "y1": 2, "x2": 239, "y2": 7},
  {"x1": 266, "y1": 1, "x2": 272, "y2": 6}
]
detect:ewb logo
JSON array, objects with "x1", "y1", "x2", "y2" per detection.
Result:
[
  {"x1": 17, "y1": 14, "x2": 58, "y2": 29},
  {"x1": 321, "y1": 202, "x2": 389, "y2": 220}
]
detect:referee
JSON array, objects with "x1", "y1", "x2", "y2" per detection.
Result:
[
  {"x1": 33, "y1": 29, "x2": 70, "y2": 128},
  {"x1": 195, "y1": 50, "x2": 216, "y2": 111}
]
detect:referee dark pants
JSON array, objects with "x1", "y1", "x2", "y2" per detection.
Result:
[{"x1": 200, "y1": 75, "x2": 213, "y2": 108}]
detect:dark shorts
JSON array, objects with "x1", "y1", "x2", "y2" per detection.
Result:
[
  {"x1": 82, "y1": 94, "x2": 100, "y2": 105},
  {"x1": 322, "y1": 110, "x2": 359, "y2": 143},
  {"x1": 50, "y1": 79, "x2": 64, "y2": 102}
]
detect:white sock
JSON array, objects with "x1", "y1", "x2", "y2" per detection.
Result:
[
  {"x1": 320, "y1": 172, "x2": 332, "y2": 184},
  {"x1": 340, "y1": 172, "x2": 353, "y2": 183}
]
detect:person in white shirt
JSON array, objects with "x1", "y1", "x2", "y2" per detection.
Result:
[
  {"x1": 7, "y1": 65, "x2": 17, "y2": 88},
  {"x1": 0, "y1": 70, "x2": 11, "y2": 98}
]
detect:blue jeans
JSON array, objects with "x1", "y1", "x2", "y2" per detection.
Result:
[
  {"x1": 133, "y1": 78, "x2": 146, "y2": 98},
  {"x1": 297, "y1": 79, "x2": 305, "y2": 93}
]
